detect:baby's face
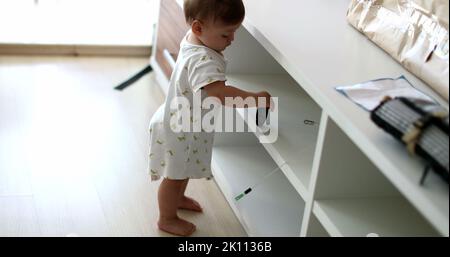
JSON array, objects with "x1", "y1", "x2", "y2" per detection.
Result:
[{"x1": 199, "y1": 20, "x2": 241, "y2": 52}]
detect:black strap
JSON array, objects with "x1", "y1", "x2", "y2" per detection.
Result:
[{"x1": 114, "y1": 65, "x2": 153, "y2": 91}]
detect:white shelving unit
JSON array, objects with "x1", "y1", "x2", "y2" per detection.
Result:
[
  {"x1": 212, "y1": 130, "x2": 305, "y2": 237},
  {"x1": 150, "y1": 0, "x2": 449, "y2": 237}
]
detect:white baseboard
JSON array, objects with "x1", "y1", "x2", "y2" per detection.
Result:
[{"x1": 0, "y1": 44, "x2": 151, "y2": 57}]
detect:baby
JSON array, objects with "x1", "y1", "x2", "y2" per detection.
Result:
[{"x1": 148, "y1": 0, "x2": 272, "y2": 236}]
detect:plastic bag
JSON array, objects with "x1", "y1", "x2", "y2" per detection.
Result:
[{"x1": 347, "y1": 0, "x2": 449, "y2": 101}]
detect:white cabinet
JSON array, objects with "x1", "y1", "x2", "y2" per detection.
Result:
[{"x1": 150, "y1": 0, "x2": 449, "y2": 237}]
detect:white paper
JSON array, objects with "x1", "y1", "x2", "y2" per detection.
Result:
[{"x1": 336, "y1": 76, "x2": 435, "y2": 111}]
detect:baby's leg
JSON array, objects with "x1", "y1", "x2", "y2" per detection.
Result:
[
  {"x1": 178, "y1": 179, "x2": 203, "y2": 212},
  {"x1": 158, "y1": 178, "x2": 196, "y2": 236}
]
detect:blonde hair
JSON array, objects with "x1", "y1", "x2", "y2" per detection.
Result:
[{"x1": 184, "y1": 0, "x2": 245, "y2": 25}]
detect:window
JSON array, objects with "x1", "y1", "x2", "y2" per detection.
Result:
[{"x1": 0, "y1": 0, "x2": 158, "y2": 45}]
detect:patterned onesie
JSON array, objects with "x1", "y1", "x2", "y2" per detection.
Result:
[{"x1": 148, "y1": 30, "x2": 227, "y2": 181}]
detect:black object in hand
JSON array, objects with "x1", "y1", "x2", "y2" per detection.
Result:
[{"x1": 256, "y1": 107, "x2": 270, "y2": 126}]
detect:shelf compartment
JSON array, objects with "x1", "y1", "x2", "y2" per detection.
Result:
[
  {"x1": 227, "y1": 74, "x2": 322, "y2": 199},
  {"x1": 212, "y1": 133, "x2": 305, "y2": 237},
  {"x1": 312, "y1": 116, "x2": 442, "y2": 236},
  {"x1": 313, "y1": 198, "x2": 438, "y2": 237}
]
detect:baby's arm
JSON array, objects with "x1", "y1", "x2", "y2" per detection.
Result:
[{"x1": 202, "y1": 81, "x2": 273, "y2": 110}]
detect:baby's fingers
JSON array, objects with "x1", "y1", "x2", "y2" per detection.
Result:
[{"x1": 269, "y1": 97, "x2": 275, "y2": 112}]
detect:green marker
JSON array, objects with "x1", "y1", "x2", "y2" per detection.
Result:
[
  {"x1": 235, "y1": 188, "x2": 253, "y2": 201},
  {"x1": 234, "y1": 163, "x2": 287, "y2": 202},
  {"x1": 235, "y1": 194, "x2": 244, "y2": 201}
]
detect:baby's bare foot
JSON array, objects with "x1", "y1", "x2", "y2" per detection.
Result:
[
  {"x1": 179, "y1": 196, "x2": 203, "y2": 212},
  {"x1": 158, "y1": 217, "x2": 196, "y2": 236}
]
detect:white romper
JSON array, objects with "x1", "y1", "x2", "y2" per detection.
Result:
[{"x1": 148, "y1": 31, "x2": 227, "y2": 181}]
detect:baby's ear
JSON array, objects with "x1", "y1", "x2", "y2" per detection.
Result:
[{"x1": 192, "y1": 20, "x2": 203, "y2": 36}]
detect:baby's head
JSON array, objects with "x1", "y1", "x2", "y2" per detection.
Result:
[{"x1": 184, "y1": 0, "x2": 245, "y2": 52}]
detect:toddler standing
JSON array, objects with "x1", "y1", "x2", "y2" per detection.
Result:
[{"x1": 149, "y1": 0, "x2": 272, "y2": 236}]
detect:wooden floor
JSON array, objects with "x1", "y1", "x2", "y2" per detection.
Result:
[{"x1": 0, "y1": 55, "x2": 246, "y2": 237}]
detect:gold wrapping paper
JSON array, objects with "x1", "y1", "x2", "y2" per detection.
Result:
[{"x1": 347, "y1": 0, "x2": 449, "y2": 101}]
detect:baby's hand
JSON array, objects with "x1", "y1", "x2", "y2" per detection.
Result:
[{"x1": 257, "y1": 91, "x2": 275, "y2": 112}]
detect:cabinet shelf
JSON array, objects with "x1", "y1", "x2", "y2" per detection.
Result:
[
  {"x1": 313, "y1": 198, "x2": 438, "y2": 237},
  {"x1": 240, "y1": 0, "x2": 449, "y2": 236},
  {"x1": 313, "y1": 116, "x2": 448, "y2": 236},
  {"x1": 212, "y1": 141, "x2": 305, "y2": 237},
  {"x1": 227, "y1": 74, "x2": 321, "y2": 199}
]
